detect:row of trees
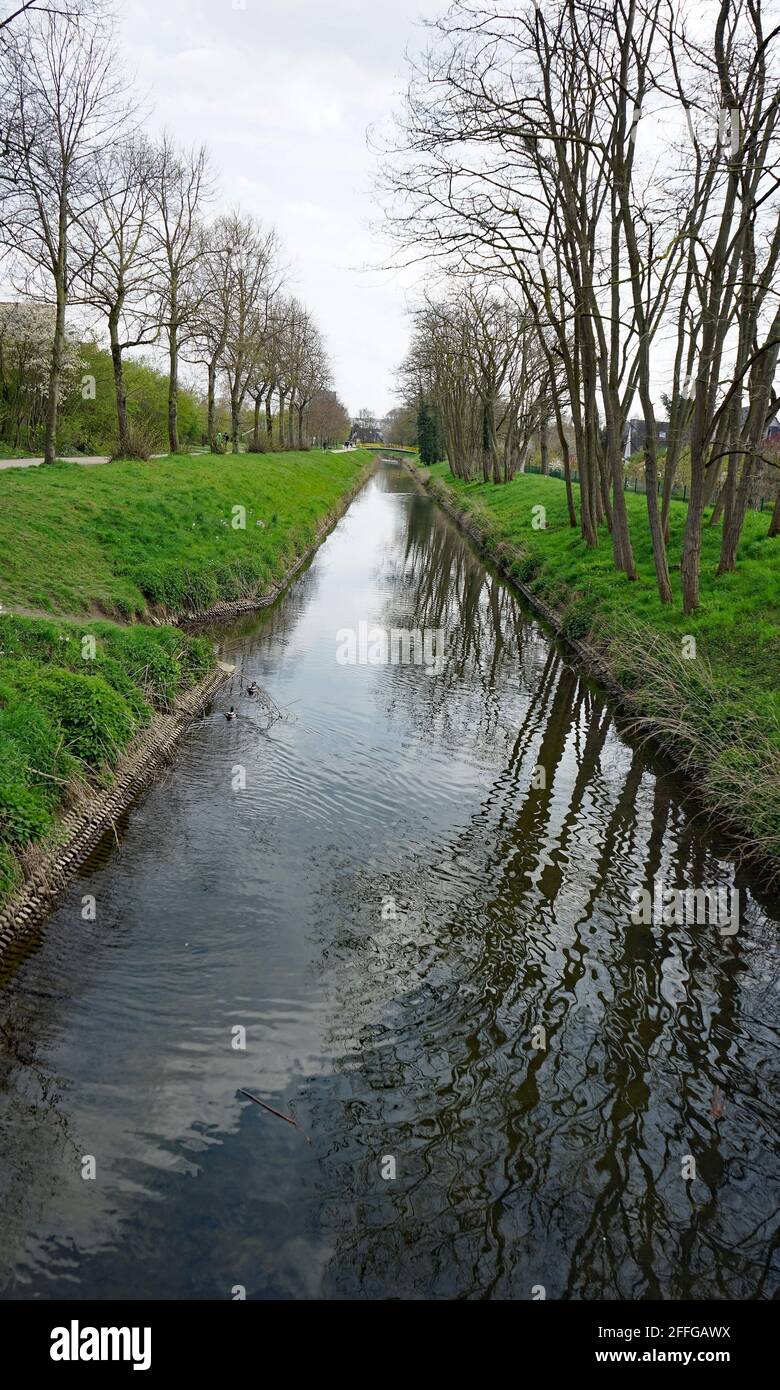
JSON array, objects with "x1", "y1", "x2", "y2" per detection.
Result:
[
  {"x1": 0, "y1": 0, "x2": 338, "y2": 461},
  {"x1": 401, "y1": 287, "x2": 565, "y2": 487},
  {"x1": 385, "y1": 0, "x2": 780, "y2": 612}
]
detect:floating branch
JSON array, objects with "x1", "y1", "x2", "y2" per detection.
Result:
[
  {"x1": 239, "y1": 1088, "x2": 313, "y2": 1145},
  {"x1": 248, "y1": 684, "x2": 297, "y2": 728}
]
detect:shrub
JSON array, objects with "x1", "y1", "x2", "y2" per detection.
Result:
[
  {"x1": 85, "y1": 654, "x2": 152, "y2": 721},
  {"x1": 111, "y1": 418, "x2": 159, "y2": 463},
  {"x1": 562, "y1": 602, "x2": 595, "y2": 641},
  {"x1": 0, "y1": 780, "x2": 52, "y2": 846},
  {"x1": 28, "y1": 670, "x2": 137, "y2": 767},
  {"x1": 512, "y1": 554, "x2": 541, "y2": 584}
]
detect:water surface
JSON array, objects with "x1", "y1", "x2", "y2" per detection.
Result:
[{"x1": 0, "y1": 465, "x2": 778, "y2": 1300}]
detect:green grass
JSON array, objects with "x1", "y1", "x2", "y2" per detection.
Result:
[
  {"x1": 0, "y1": 449, "x2": 372, "y2": 619},
  {"x1": 424, "y1": 461, "x2": 780, "y2": 861},
  {"x1": 0, "y1": 613, "x2": 215, "y2": 899},
  {"x1": 0, "y1": 449, "x2": 373, "y2": 902}
]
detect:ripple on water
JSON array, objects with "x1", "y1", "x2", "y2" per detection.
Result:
[{"x1": 0, "y1": 467, "x2": 778, "y2": 1301}]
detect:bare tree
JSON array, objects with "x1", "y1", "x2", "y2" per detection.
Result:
[
  {"x1": 0, "y1": 0, "x2": 96, "y2": 32},
  {"x1": 188, "y1": 216, "x2": 237, "y2": 453},
  {"x1": 382, "y1": 0, "x2": 780, "y2": 610},
  {"x1": 148, "y1": 134, "x2": 212, "y2": 455},
  {"x1": 0, "y1": 1, "x2": 133, "y2": 463},
  {"x1": 310, "y1": 389, "x2": 351, "y2": 447},
  {"x1": 218, "y1": 213, "x2": 280, "y2": 448},
  {"x1": 400, "y1": 282, "x2": 553, "y2": 485},
  {"x1": 665, "y1": 0, "x2": 780, "y2": 610},
  {"x1": 74, "y1": 134, "x2": 160, "y2": 457},
  {"x1": 258, "y1": 297, "x2": 289, "y2": 447},
  {"x1": 288, "y1": 308, "x2": 330, "y2": 448},
  {"x1": 275, "y1": 296, "x2": 307, "y2": 449}
]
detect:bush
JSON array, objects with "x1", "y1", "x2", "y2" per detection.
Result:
[
  {"x1": 85, "y1": 654, "x2": 151, "y2": 721},
  {"x1": 561, "y1": 603, "x2": 595, "y2": 641},
  {"x1": 111, "y1": 418, "x2": 160, "y2": 463},
  {"x1": 28, "y1": 670, "x2": 138, "y2": 766},
  {"x1": 0, "y1": 780, "x2": 52, "y2": 846},
  {"x1": 511, "y1": 553, "x2": 541, "y2": 584}
]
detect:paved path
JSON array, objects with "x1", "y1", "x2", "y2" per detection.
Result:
[
  {"x1": 0, "y1": 455, "x2": 110, "y2": 470},
  {"x1": 0, "y1": 453, "x2": 185, "y2": 470}
]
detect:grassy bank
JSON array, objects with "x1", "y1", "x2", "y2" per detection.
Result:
[
  {"x1": 422, "y1": 461, "x2": 780, "y2": 866},
  {"x1": 0, "y1": 614, "x2": 214, "y2": 899},
  {"x1": 0, "y1": 448, "x2": 372, "y2": 901},
  {"x1": 0, "y1": 448, "x2": 372, "y2": 618}
]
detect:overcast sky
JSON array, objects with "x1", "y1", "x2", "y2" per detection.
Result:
[{"x1": 121, "y1": 0, "x2": 443, "y2": 419}]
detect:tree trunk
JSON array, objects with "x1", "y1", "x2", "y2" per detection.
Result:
[
  {"x1": 231, "y1": 394, "x2": 241, "y2": 451},
  {"x1": 167, "y1": 319, "x2": 179, "y2": 455},
  {"x1": 681, "y1": 423, "x2": 705, "y2": 615},
  {"x1": 718, "y1": 452, "x2": 763, "y2": 575},
  {"x1": 768, "y1": 483, "x2": 780, "y2": 538},
  {"x1": 110, "y1": 320, "x2": 130, "y2": 459},
  {"x1": 712, "y1": 450, "x2": 736, "y2": 529},
  {"x1": 718, "y1": 318, "x2": 780, "y2": 569},
  {"x1": 552, "y1": 399, "x2": 577, "y2": 528},
  {"x1": 583, "y1": 425, "x2": 600, "y2": 541},
  {"x1": 573, "y1": 414, "x2": 596, "y2": 546},
  {"x1": 252, "y1": 392, "x2": 263, "y2": 450},
  {"x1": 598, "y1": 441, "x2": 613, "y2": 534},
  {"x1": 603, "y1": 408, "x2": 634, "y2": 575},
  {"x1": 638, "y1": 383, "x2": 673, "y2": 603},
  {"x1": 266, "y1": 390, "x2": 274, "y2": 446},
  {"x1": 661, "y1": 436, "x2": 682, "y2": 545},
  {"x1": 207, "y1": 358, "x2": 220, "y2": 451},
  {"x1": 43, "y1": 256, "x2": 67, "y2": 466},
  {"x1": 297, "y1": 403, "x2": 304, "y2": 449},
  {"x1": 539, "y1": 416, "x2": 549, "y2": 474}
]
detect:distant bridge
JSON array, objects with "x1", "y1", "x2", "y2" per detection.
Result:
[{"x1": 362, "y1": 444, "x2": 418, "y2": 460}]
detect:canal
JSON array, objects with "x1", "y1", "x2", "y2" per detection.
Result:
[{"x1": 0, "y1": 463, "x2": 777, "y2": 1299}]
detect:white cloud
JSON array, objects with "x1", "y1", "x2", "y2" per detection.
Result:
[{"x1": 121, "y1": 0, "x2": 439, "y2": 416}]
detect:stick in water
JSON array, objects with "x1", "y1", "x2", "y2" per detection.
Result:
[{"x1": 239, "y1": 1088, "x2": 313, "y2": 1145}]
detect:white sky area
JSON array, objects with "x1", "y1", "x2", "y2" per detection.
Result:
[{"x1": 121, "y1": 0, "x2": 444, "y2": 418}]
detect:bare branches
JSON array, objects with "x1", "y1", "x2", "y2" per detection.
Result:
[
  {"x1": 383, "y1": 0, "x2": 780, "y2": 610},
  {"x1": 0, "y1": 0, "x2": 136, "y2": 462},
  {"x1": 146, "y1": 133, "x2": 213, "y2": 453}
]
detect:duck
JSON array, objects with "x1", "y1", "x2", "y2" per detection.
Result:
[
  {"x1": 225, "y1": 706, "x2": 237, "y2": 721},
  {"x1": 247, "y1": 682, "x2": 260, "y2": 697}
]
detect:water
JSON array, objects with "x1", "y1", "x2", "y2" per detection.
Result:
[{"x1": 0, "y1": 465, "x2": 778, "y2": 1301}]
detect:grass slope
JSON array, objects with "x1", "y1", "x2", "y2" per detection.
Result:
[
  {"x1": 0, "y1": 449, "x2": 372, "y2": 901},
  {"x1": 0, "y1": 449, "x2": 372, "y2": 618},
  {"x1": 424, "y1": 462, "x2": 780, "y2": 861}
]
